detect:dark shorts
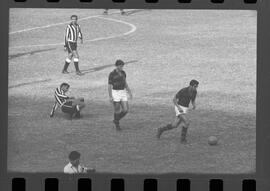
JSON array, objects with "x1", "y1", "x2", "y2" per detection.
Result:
[
  {"x1": 61, "y1": 101, "x2": 75, "y2": 114},
  {"x1": 66, "y1": 41, "x2": 77, "y2": 54}
]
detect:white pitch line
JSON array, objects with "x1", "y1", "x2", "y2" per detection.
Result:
[
  {"x1": 97, "y1": 17, "x2": 137, "y2": 36},
  {"x1": 9, "y1": 10, "x2": 121, "y2": 35},
  {"x1": 9, "y1": 16, "x2": 137, "y2": 49}
]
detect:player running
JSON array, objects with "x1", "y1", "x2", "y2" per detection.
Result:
[
  {"x1": 62, "y1": 15, "x2": 83, "y2": 75},
  {"x1": 157, "y1": 80, "x2": 199, "y2": 143},
  {"x1": 51, "y1": 83, "x2": 85, "y2": 119},
  {"x1": 108, "y1": 60, "x2": 132, "y2": 131}
]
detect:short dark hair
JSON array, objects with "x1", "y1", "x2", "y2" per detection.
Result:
[
  {"x1": 189, "y1": 79, "x2": 199, "y2": 86},
  {"x1": 68, "y1": 151, "x2": 81, "y2": 161},
  {"x1": 115, "y1": 59, "x2": 125, "y2": 66},
  {"x1": 60, "y1": 82, "x2": 70, "y2": 89},
  {"x1": 71, "y1": 15, "x2": 78, "y2": 20}
]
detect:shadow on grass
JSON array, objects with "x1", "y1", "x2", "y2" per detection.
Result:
[
  {"x1": 124, "y1": 9, "x2": 147, "y2": 16},
  {"x1": 9, "y1": 48, "x2": 57, "y2": 60},
  {"x1": 8, "y1": 96, "x2": 255, "y2": 173},
  {"x1": 8, "y1": 95, "x2": 256, "y2": 127},
  {"x1": 9, "y1": 78, "x2": 52, "y2": 89},
  {"x1": 70, "y1": 60, "x2": 139, "y2": 75}
]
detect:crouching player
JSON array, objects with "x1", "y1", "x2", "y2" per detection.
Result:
[
  {"x1": 53, "y1": 83, "x2": 85, "y2": 119},
  {"x1": 157, "y1": 80, "x2": 199, "y2": 143}
]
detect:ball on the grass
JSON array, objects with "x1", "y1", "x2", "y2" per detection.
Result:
[{"x1": 208, "y1": 136, "x2": 218, "y2": 145}]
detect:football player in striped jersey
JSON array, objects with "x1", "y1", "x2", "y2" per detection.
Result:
[
  {"x1": 51, "y1": 83, "x2": 85, "y2": 119},
  {"x1": 62, "y1": 15, "x2": 83, "y2": 75}
]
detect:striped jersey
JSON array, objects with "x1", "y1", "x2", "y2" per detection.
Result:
[
  {"x1": 64, "y1": 23, "x2": 83, "y2": 45},
  {"x1": 54, "y1": 87, "x2": 69, "y2": 106}
]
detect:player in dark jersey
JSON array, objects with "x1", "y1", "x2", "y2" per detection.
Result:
[
  {"x1": 108, "y1": 60, "x2": 132, "y2": 130},
  {"x1": 62, "y1": 15, "x2": 83, "y2": 75},
  {"x1": 157, "y1": 80, "x2": 199, "y2": 143}
]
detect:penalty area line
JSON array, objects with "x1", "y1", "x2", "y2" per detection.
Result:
[
  {"x1": 9, "y1": 10, "x2": 124, "y2": 35},
  {"x1": 9, "y1": 16, "x2": 137, "y2": 49},
  {"x1": 9, "y1": 79, "x2": 52, "y2": 89}
]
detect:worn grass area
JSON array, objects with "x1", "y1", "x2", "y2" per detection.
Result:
[{"x1": 8, "y1": 9, "x2": 256, "y2": 173}]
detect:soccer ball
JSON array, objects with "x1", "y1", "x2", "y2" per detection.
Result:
[{"x1": 208, "y1": 136, "x2": 218, "y2": 146}]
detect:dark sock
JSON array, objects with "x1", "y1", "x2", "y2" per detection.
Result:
[
  {"x1": 114, "y1": 113, "x2": 120, "y2": 122},
  {"x1": 159, "y1": 124, "x2": 174, "y2": 134},
  {"x1": 75, "y1": 110, "x2": 80, "y2": 118},
  {"x1": 165, "y1": 124, "x2": 174, "y2": 130},
  {"x1": 181, "y1": 126, "x2": 188, "y2": 139},
  {"x1": 118, "y1": 111, "x2": 127, "y2": 120},
  {"x1": 63, "y1": 61, "x2": 70, "y2": 71},
  {"x1": 74, "y1": 62, "x2": 80, "y2": 72}
]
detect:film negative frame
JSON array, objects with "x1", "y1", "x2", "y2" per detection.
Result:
[{"x1": 1, "y1": 0, "x2": 270, "y2": 190}]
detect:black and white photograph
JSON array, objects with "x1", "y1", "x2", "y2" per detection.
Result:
[{"x1": 8, "y1": 9, "x2": 256, "y2": 174}]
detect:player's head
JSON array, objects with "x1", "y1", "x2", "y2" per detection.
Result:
[
  {"x1": 115, "y1": 59, "x2": 125, "y2": 71},
  {"x1": 68, "y1": 151, "x2": 81, "y2": 166},
  {"x1": 70, "y1": 15, "x2": 78, "y2": 24},
  {"x1": 60, "y1": 82, "x2": 70, "y2": 92},
  {"x1": 189, "y1": 79, "x2": 199, "y2": 90}
]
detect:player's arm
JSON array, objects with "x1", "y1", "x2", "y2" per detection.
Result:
[
  {"x1": 81, "y1": 165, "x2": 96, "y2": 173},
  {"x1": 191, "y1": 98, "x2": 196, "y2": 110},
  {"x1": 78, "y1": 25, "x2": 83, "y2": 44},
  {"x1": 125, "y1": 82, "x2": 132, "y2": 99},
  {"x1": 191, "y1": 92, "x2": 197, "y2": 110},
  {"x1": 108, "y1": 74, "x2": 113, "y2": 103},
  {"x1": 108, "y1": 84, "x2": 113, "y2": 103},
  {"x1": 64, "y1": 26, "x2": 69, "y2": 50},
  {"x1": 66, "y1": 96, "x2": 75, "y2": 102}
]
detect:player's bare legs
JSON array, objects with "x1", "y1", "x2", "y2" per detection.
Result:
[
  {"x1": 119, "y1": 101, "x2": 129, "y2": 121},
  {"x1": 63, "y1": 53, "x2": 73, "y2": 74},
  {"x1": 72, "y1": 98, "x2": 85, "y2": 109},
  {"x1": 113, "y1": 102, "x2": 122, "y2": 130},
  {"x1": 73, "y1": 50, "x2": 82, "y2": 75},
  {"x1": 113, "y1": 101, "x2": 129, "y2": 130},
  {"x1": 71, "y1": 98, "x2": 85, "y2": 118},
  {"x1": 157, "y1": 115, "x2": 182, "y2": 139},
  {"x1": 179, "y1": 114, "x2": 190, "y2": 143}
]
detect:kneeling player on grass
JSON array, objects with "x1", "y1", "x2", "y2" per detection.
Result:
[
  {"x1": 108, "y1": 60, "x2": 132, "y2": 131},
  {"x1": 54, "y1": 83, "x2": 85, "y2": 118},
  {"x1": 157, "y1": 80, "x2": 199, "y2": 143}
]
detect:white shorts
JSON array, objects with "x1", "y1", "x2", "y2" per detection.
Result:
[
  {"x1": 175, "y1": 105, "x2": 189, "y2": 116},
  {"x1": 112, "y1": 89, "x2": 128, "y2": 102}
]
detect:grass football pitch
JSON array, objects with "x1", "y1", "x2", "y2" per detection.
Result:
[{"x1": 8, "y1": 9, "x2": 256, "y2": 174}]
